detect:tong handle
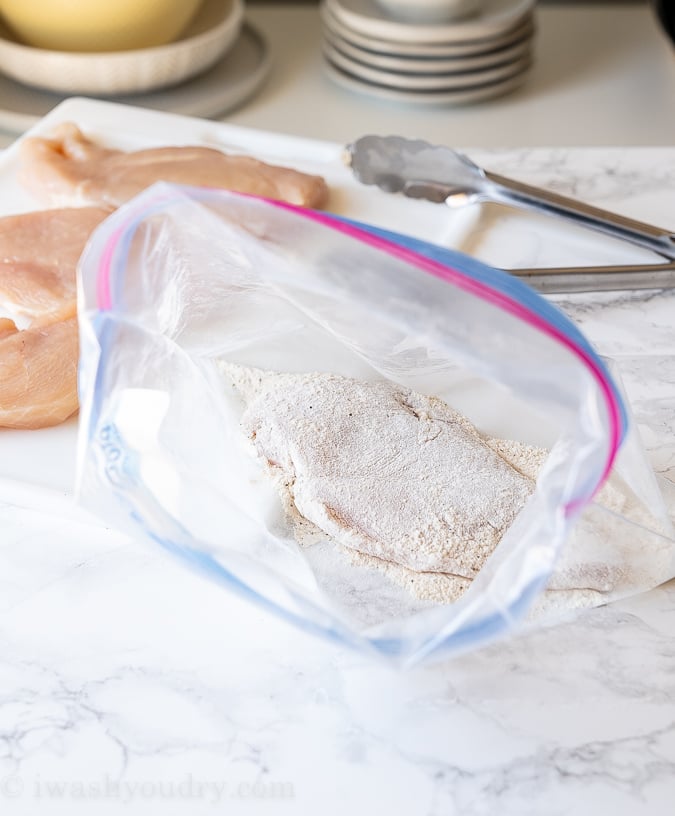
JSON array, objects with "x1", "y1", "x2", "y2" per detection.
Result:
[
  {"x1": 485, "y1": 170, "x2": 675, "y2": 261},
  {"x1": 513, "y1": 261, "x2": 675, "y2": 294}
]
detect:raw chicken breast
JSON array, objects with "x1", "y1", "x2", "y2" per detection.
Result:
[
  {"x1": 0, "y1": 206, "x2": 108, "y2": 429},
  {"x1": 0, "y1": 308, "x2": 79, "y2": 429},
  {"x1": 0, "y1": 207, "x2": 109, "y2": 317},
  {"x1": 19, "y1": 123, "x2": 330, "y2": 210},
  {"x1": 220, "y1": 363, "x2": 534, "y2": 579}
]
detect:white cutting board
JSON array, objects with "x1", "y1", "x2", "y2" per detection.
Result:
[{"x1": 0, "y1": 97, "x2": 663, "y2": 502}]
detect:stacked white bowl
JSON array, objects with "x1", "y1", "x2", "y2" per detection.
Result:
[{"x1": 321, "y1": 0, "x2": 537, "y2": 105}]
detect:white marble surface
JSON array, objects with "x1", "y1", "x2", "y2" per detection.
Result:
[
  {"x1": 1, "y1": 143, "x2": 675, "y2": 814},
  {"x1": 1, "y1": 2, "x2": 675, "y2": 813}
]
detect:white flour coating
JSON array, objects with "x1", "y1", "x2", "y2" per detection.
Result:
[
  {"x1": 219, "y1": 363, "x2": 669, "y2": 608},
  {"x1": 488, "y1": 436, "x2": 670, "y2": 594},
  {"x1": 345, "y1": 437, "x2": 670, "y2": 606},
  {"x1": 219, "y1": 363, "x2": 534, "y2": 579},
  {"x1": 342, "y1": 546, "x2": 471, "y2": 604}
]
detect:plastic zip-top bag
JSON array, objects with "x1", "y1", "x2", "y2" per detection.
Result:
[{"x1": 76, "y1": 184, "x2": 675, "y2": 666}]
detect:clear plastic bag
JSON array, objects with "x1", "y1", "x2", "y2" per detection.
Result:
[{"x1": 76, "y1": 184, "x2": 675, "y2": 666}]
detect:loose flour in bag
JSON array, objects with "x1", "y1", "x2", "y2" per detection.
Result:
[{"x1": 218, "y1": 363, "x2": 671, "y2": 608}]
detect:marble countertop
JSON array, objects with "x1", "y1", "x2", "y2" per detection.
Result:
[
  {"x1": 2, "y1": 4, "x2": 675, "y2": 815},
  {"x1": 1, "y1": 149, "x2": 674, "y2": 815}
]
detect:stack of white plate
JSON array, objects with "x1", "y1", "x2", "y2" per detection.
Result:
[{"x1": 321, "y1": 0, "x2": 537, "y2": 105}]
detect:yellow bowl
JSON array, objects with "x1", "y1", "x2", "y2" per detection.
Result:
[
  {"x1": 0, "y1": 0, "x2": 204, "y2": 52},
  {"x1": 0, "y1": 0, "x2": 244, "y2": 95}
]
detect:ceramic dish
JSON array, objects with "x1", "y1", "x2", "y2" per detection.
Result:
[
  {"x1": 324, "y1": 58, "x2": 531, "y2": 104},
  {"x1": 321, "y1": 5, "x2": 534, "y2": 57},
  {"x1": 0, "y1": 24, "x2": 270, "y2": 134},
  {"x1": 323, "y1": 0, "x2": 535, "y2": 44},
  {"x1": 324, "y1": 41, "x2": 531, "y2": 90},
  {"x1": 323, "y1": 27, "x2": 532, "y2": 73},
  {"x1": 0, "y1": 96, "x2": 490, "y2": 493},
  {"x1": 0, "y1": 0, "x2": 244, "y2": 95},
  {"x1": 0, "y1": 97, "x2": 663, "y2": 494}
]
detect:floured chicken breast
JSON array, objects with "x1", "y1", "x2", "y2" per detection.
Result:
[
  {"x1": 0, "y1": 207, "x2": 108, "y2": 429},
  {"x1": 19, "y1": 123, "x2": 330, "y2": 210},
  {"x1": 218, "y1": 363, "x2": 672, "y2": 610},
  {"x1": 219, "y1": 363, "x2": 534, "y2": 579},
  {"x1": 0, "y1": 307, "x2": 79, "y2": 429},
  {"x1": 0, "y1": 207, "x2": 108, "y2": 317}
]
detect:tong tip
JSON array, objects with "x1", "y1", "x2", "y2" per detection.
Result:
[{"x1": 341, "y1": 144, "x2": 355, "y2": 168}]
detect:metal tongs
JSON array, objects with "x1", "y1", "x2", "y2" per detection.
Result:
[{"x1": 346, "y1": 135, "x2": 675, "y2": 294}]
